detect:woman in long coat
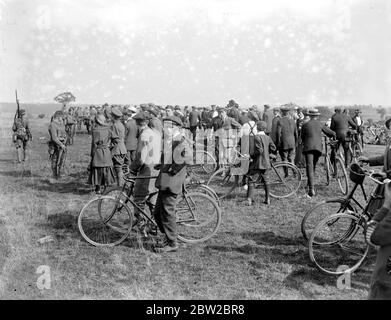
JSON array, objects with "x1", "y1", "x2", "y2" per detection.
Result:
[{"x1": 88, "y1": 113, "x2": 116, "y2": 193}]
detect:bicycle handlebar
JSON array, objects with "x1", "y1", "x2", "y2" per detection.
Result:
[{"x1": 358, "y1": 167, "x2": 390, "y2": 185}]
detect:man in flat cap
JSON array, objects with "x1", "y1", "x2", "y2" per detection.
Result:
[
  {"x1": 147, "y1": 107, "x2": 163, "y2": 137},
  {"x1": 262, "y1": 104, "x2": 273, "y2": 135},
  {"x1": 276, "y1": 105, "x2": 297, "y2": 172},
  {"x1": 110, "y1": 107, "x2": 127, "y2": 186},
  {"x1": 188, "y1": 105, "x2": 202, "y2": 144},
  {"x1": 124, "y1": 107, "x2": 139, "y2": 168},
  {"x1": 129, "y1": 112, "x2": 162, "y2": 228},
  {"x1": 12, "y1": 108, "x2": 32, "y2": 163},
  {"x1": 154, "y1": 116, "x2": 192, "y2": 253},
  {"x1": 48, "y1": 111, "x2": 67, "y2": 180}
]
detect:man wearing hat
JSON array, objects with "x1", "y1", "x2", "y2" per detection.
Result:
[
  {"x1": 48, "y1": 111, "x2": 67, "y2": 180},
  {"x1": 215, "y1": 107, "x2": 241, "y2": 166},
  {"x1": 276, "y1": 105, "x2": 297, "y2": 169},
  {"x1": 188, "y1": 106, "x2": 202, "y2": 143},
  {"x1": 154, "y1": 115, "x2": 192, "y2": 253},
  {"x1": 124, "y1": 107, "x2": 139, "y2": 168},
  {"x1": 301, "y1": 109, "x2": 336, "y2": 197},
  {"x1": 147, "y1": 107, "x2": 163, "y2": 137},
  {"x1": 110, "y1": 106, "x2": 127, "y2": 186},
  {"x1": 129, "y1": 112, "x2": 162, "y2": 226},
  {"x1": 262, "y1": 104, "x2": 274, "y2": 135},
  {"x1": 270, "y1": 108, "x2": 281, "y2": 145},
  {"x1": 12, "y1": 108, "x2": 32, "y2": 163},
  {"x1": 351, "y1": 108, "x2": 364, "y2": 148},
  {"x1": 330, "y1": 106, "x2": 357, "y2": 167}
]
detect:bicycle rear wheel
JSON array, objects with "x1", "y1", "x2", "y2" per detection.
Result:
[
  {"x1": 176, "y1": 192, "x2": 222, "y2": 243},
  {"x1": 206, "y1": 167, "x2": 239, "y2": 199},
  {"x1": 308, "y1": 213, "x2": 369, "y2": 275},
  {"x1": 268, "y1": 162, "x2": 302, "y2": 198},
  {"x1": 185, "y1": 184, "x2": 221, "y2": 206},
  {"x1": 78, "y1": 196, "x2": 133, "y2": 247},
  {"x1": 301, "y1": 198, "x2": 356, "y2": 242},
  {"x1": 188, "y1": 150, "x2": 217, "y2": 180}
]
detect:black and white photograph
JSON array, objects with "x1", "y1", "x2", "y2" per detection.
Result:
[{"x1": 0, "y1": 0, "x2": 391, "y2": 302}]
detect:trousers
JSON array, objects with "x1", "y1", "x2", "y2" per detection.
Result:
[
  {"x1": 304, "y1": 151, "x2": 321, "y2": 189},
  {"x1": 153, "y1": 190, "x2": 179, "y2": 244}
]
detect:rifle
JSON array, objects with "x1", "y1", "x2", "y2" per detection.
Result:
[{"x1": 15, "y1": 90, "x2": 20, "y2": 119}]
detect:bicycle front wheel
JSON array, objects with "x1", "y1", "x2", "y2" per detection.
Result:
[
  {"x1": 78, "y1": 196, "x2": 133, "y2": 247},
  {"x1": 176, "y1": 192, "x2": 222, "y2": 243},
  {"x1": 185, "y1": 184, "x2": 221, "y2": 207},
  {"x1": 301, "y1": 198, "x2": 356, "y2": 242},
  {"x1": 269, "y1": 162, "x2": 302, "y2": 198},
  {"x1": 308, "y1": 213, "x2": 369, "y2": 275}
]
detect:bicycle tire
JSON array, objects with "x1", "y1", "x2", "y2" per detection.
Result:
[
  {"x1": 352, "y1": 141, "x2": 363, "y2": 160},
  {"x1": 176, "y1": 192, "x2": 222, "y2": 244},
  {"x1": 188, "y1": 150, "x2": 217, "y2": 179},
  {"x1": 308, "y1": 213, "x2": 369, "y2": 275},
  {"x1": 206, "y1": 167, "x2": 239, "y2": 199},
  {"x1": 334, "y1": 157, "x2": 349, "y2": 195},
  {"x1": 301, "y1": 198, "x2": 356, "y2": 242},
  {"x1": 268, "y1": 161, "x2": 302, "y2": 198},
  {"x1": 78, "y1": 195, "x2": 133, "y2": 247},
  {"x1": 185, "y1": 184, "x2": 221, "y2": 207}
]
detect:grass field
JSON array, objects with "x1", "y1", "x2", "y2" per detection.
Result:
[{"x1": 0, "y1": 113, "x2": 385, "y2": 300}]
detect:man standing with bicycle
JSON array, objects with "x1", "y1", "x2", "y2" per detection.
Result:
[
  {"x1": 330, "y1": 107, "x2": 357, "y2": 168},
  {"x1": 154, "y1": 116, "x2": 192, "y2": 253},
  {"x1": 276, "y1": 105, "x2": 297, "y2": 171}
]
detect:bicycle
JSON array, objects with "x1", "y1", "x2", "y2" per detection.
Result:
[
  {"x1": 103, "y1": 165, "x2": 220, "y2": 205},
  {"x1": 78, "y1": 174, "x2": 222, "y2": 247},
  {"x1": 323, "y1": 137, "x2": 348, "y2": 195},
  {"x1": 206, "y1": 149, "x2": 302, "y2": 199},
  {"x1": 341, "y1": 129, "x2": 363, "y2": 164},
  {"x1": 304, "y1": 163, "x2": 386, "y2": 275}
]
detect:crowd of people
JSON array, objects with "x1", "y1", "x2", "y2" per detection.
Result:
[{"x1": 11, "y1": 100, "x2": 391, "y2": 298}]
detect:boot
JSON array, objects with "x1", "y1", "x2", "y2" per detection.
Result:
[
  {"x1": 242, "y1": 184, "x2": 255, "y2": 206},
  {"x1": 263, "y1": 183, "x2": 270, "y2": 205},
  {"x1": 308, "y1": 186, "x2": 315, "y2": 198}
]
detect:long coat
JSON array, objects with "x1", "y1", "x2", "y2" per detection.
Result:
[
  {"x1": 90, "y1": 124, "x2": 113, "y2": 167},
  {"x1": 330, "y1": 113, "x2": 357, "y2": 141},
  {"x1": 124, "y1": 118, "x2": 138, "y2": 151},
  {"x1": 250, "y1": 134, "x2": 277, "y2": 170},
  {"x1": 368, "y1": 206, "x2": 391, "y2": 299},
  {"x1": 110, "y1": 120, "x2": 127, "y2": 155},
  {"x1": 189, "y1": 110, "x2": 201, "y2": 127},
  {"x1": 301, "y1": 118, "x2": 336, "y2": 153},
  {"x1": 276, "y1": 116, "x2": 297, "y2": 150},
  {"x1": 262, "y1": 109, "x2": 274, "y2": 134},
  {"x1": 270, "y1": 116, "x2": 280, "y2": 145}
]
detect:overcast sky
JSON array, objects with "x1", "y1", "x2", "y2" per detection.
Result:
[{"x1": 0, "y1": 0, "x2": 390, "y2": 106}]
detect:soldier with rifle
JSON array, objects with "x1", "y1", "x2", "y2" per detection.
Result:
[{"x1": 12, "y1": 91, "x2": 32, "y2": 163}]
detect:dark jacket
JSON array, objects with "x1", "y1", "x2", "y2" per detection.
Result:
[
  {"x1": 201, "y1": 110, "x2": 212, "y2": 128},
  {"x1": 270, "y1": 116, "x2": 280, "y2": 145},
  {"x1": 330, "y1": 113, "x2": 357, "y2": 141},
  {"x1": 262, "y1": 109, "x2": 274, "y2": 134},
  {"x1": 250, "y1": 134, "x2": 277, "y2": 170},
  {"x1": 110, "y1": 120, "x2": 127, "y2": 155},
  {"x1": 301, "y1": 119, "x2": 336, "y2": 153},
  {"x1": 90, "y1": 124, "x2": 113, "y2": 167},
  {"x1": 124, "y1": 118, "x2": 139, "y2": 151},
  {"x1": 189, "y1": 110, "x2": 201, "y2": 128},
  {"x1": 228, "y1": 107, "x2": 240, "y2": 122},
  {"x1": 276, "y1": 116, "x2": 297, "y2": 150},
  {"x1": 48, "y1": 121, "x2": 66, "y2": 147},
  {"x1": 156, "y1": 138, "x2": 191, "y2": 194}
]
